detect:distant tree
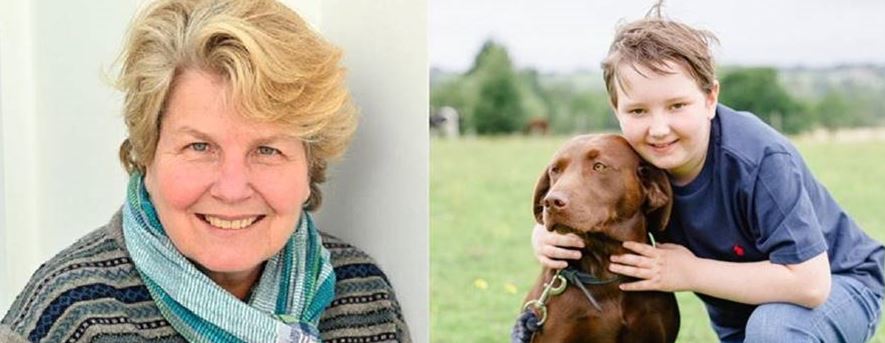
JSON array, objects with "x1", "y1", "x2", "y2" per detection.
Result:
[
  {"x1": 815, "y1": 91, "x2": 854, "y2": 131},
  {"x1": 572, "y1": 91, "x2": 617, "y2": 132},
  {"x1": 813, "y1": 90, "x2": 880, "y2": 130},
  {"x1": 532, "y1": 80, "x2": 615, "y2": 135},
  {"x1": 468, "y1": 40, "x2": 508, "y2": 77},
  {"x1": 474, "y1": 69, "x2": 525, "y2": 134},
  {"x1": 539, "y1": 82, "x2": 575, "y2": 133},
  {"x1": 518, "y1": 69, "x2": 554, "y2": 127},
  {"x1": 719, "y1": 68, "x2": 807, "y2": 133},
  {"x1": 469, "y1": 40, "x2": 526, "y2": 134}
]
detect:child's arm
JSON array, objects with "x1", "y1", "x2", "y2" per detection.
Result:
[{"x1": 610, "y1": 242, "x2": 832, "y2": 308}]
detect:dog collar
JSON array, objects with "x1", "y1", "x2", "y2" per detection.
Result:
[
  {"x1": 560, "y1": 267, "x2": 622, "y2": 312},
  {"x1": 522, "y1": 233, "x2": 659, "y2": 327}
]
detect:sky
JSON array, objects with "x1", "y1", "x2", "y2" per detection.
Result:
[{"x1": 430, "y1": 0, "x2": 885, "y2": 73}]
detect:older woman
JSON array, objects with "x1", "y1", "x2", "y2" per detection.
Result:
[{"x1": 0, "y1": 0, "x2": 409, "y2": 342}]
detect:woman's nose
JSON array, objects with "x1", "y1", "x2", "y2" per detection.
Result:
[{"x1": 209, "y1": 155, "x2": 255, "y2": 203}]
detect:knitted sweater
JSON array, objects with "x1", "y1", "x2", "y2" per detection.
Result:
[{"x1": 0, "y1": 211, "x2": 411, "y2": 343}]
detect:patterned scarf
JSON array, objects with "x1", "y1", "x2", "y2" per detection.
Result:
[{"x1": 121, "y1": 172, "x2": 336, "y2": 343}]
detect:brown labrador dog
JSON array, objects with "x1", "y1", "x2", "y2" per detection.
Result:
[{"x1": 524, "y1": 134, "x2": 679, "y2": 343}]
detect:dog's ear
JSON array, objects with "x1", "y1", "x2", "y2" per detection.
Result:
[
  {"x1": 532, "y1": 168, "x2": 551, "y2": 224},
  {"x1": 638, "y1": 163, "x2": 672, "y2": 231}
]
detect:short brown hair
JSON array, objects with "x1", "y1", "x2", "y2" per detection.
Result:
[
  {"x1": 116, "y1": 0, "x2": 357, "y2": 210},
  {"x1": 601, "y1": 8, "x2": 719, "y2": 107}
]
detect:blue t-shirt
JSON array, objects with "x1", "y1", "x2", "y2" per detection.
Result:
[{"x1": 664, "y1": 104, "x2": 885, "y2": 334}]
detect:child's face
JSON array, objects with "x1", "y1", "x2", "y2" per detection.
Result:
[{"x1": 612, "y1": 61, "x2": 719, "y2": 186}]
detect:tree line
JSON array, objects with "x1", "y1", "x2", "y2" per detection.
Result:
[{"x1": 431, "y1": 40, "x2": 885, "y2": 135}]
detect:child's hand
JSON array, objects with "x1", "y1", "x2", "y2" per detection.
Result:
[
  {"x1": 531, "y1": 223, "x2": 584, "y2": 269},
  {"x1": 609, "y1": 242, "x2": 696, "y2": 292}
]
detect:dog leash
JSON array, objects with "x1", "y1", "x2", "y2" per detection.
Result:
[
  {"x1": 512, "y1": 271, "x2": 566, "y2": 343},
  {"x1": 513, "y1": 268, "x2": 617, "y2": 343},
  {"x1": 521, "y1": 269, "x2": 567, "y2": 326}
]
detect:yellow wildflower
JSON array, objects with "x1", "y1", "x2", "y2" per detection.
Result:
[{"x1": 504, "y1": 283, "x2": 518, "y2": 294}]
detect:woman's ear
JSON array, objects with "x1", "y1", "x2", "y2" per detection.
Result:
[
  {"x1": 532, "y1": 169, "x2": 551, "y2": 224},
  {"x1": 143, "y1": 166, "x2": 155, "y2": 195}
]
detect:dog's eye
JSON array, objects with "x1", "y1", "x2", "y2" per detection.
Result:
[{"x1": 593, "y1": 162, "x2": 607, "y2": 172}]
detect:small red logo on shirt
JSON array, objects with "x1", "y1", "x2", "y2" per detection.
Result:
[{"x1": 733, "y1": 244, "x2": 745, "y2": 257}]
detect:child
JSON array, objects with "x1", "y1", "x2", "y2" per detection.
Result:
[{"x1": 532, "y1": 8, "x2": 884, "y2": 343}]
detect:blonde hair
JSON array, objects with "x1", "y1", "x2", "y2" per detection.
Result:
[
  {"x1": 116, "y1": 0, "x2": 356, "y2": 210},
  {"x1": 601, "y1": 4, "x2": 719, "y2": 107}
]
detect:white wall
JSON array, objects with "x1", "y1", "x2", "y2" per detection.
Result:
[
  {"x1": 304, "y1": 1, "x2": 429, "y2": 341},
  {"x1": 0, "y1": 32, "x2": 6, "y2": 312},
  {"x1": 0, "y1": 0, "x2": 40, "y2": 316},
  {"x1": 0, "y1": 0, "x2": 135, "y2": 315},
  {"x1": 0, "y1": 1, "x2": 428, "y2": 341},
  {"x1": 286, "y1": 0, "x2": 429, "y2": 341}
]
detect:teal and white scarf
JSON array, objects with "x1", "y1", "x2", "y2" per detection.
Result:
[{"x1": 121, "y1": 173, "x2": 336, "y2": 343}]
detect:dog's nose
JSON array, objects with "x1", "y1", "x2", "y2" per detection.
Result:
[{"x1": 544, "y1": 192, "x2": 569, "y2": 210}]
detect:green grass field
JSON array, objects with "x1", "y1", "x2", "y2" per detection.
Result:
[{"x1": 430, "y1": 136, "x2": 885, "y2": 342}]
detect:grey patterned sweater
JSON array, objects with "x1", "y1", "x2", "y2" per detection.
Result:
[{"x1": 0, "y1": 211, "x2": 411, "y2": 343}]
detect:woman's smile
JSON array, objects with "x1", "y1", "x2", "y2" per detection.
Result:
[{"x1": 196, "y1": 213, "x2": 266, "y2": 230}]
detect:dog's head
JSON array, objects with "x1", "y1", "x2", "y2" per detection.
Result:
[{"x1": 532, "y1": 134, "x2": 672, "y2": 242}]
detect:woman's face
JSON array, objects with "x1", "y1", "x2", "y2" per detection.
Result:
[{"x1": 145, "y1": 69, "x2": 310, "y2": 276}]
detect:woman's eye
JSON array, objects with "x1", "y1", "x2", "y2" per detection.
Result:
[
  {"x1": 593, "y1": 162, "x2": 607, "y2": 172},
  {"x1": 189, "y1": 142, "x2": 210, "y2": 152},
  {"x1": 671, "y1": 103, "x2": 686, "y2": 110},
  {"x1": 257, "y1": 146, "x2": 281, "y2": 156}
]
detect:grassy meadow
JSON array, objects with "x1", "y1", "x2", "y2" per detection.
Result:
[{"x1": 430, "y1": 135, "x2": 885, "y2": 342}]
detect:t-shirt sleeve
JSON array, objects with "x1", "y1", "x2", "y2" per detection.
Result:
[{"x1": 750, "y1": 152, "x2": 828, "y2": 265}]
